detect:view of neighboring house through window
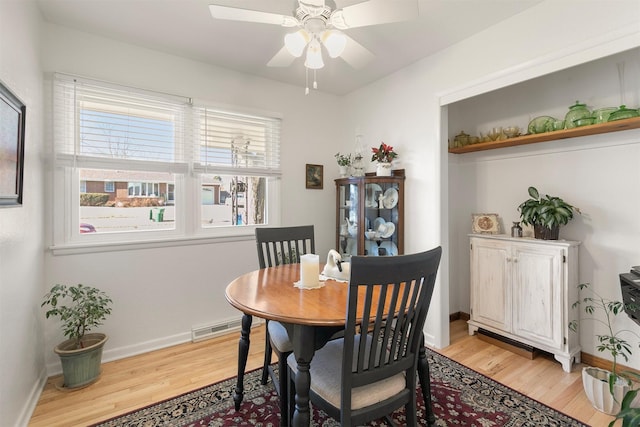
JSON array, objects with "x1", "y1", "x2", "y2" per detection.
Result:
[
  {"x1": 196, "y1": 108, "x2": 279, "y2": 228},
  {"x1": 52, "y1": 74, "x2": 281, "y2": 245}
]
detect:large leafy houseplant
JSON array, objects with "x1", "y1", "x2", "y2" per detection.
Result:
[
  {"x1": 42, "y1": 283, "x2": 113, "y2": 388},
  {"x1": 569, "y1": 283, "x2": 640, "y2": 416},
  {"x1": 518, "y1": 186, "x2": 580, "y2": 239},
  {"x1": 42, "y1": 283, "x2": 113, "y2": 348}
]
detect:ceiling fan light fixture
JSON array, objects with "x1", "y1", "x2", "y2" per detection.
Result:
[
  {"x1": 284, "y1": 30, "x2": 309, "y2": 57},
  {"x1": 304, "y1": 39, "x2": 324, "y2": 69},
  {"x1": 321, "y1": 30, "x2": 346, "y2": 58}
]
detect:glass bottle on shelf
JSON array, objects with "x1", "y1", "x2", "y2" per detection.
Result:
[
  {"x1": 352, "y1": 132, "x2": 366, "y2": 177},
  {"x1": 511, "y1": 221, "x2": 523, "y2": 237},
  {"x1": 352, "y1": 153, "x2": 365, "y2": 177}
]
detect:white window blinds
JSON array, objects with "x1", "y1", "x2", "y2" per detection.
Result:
[
  {"x1": 195, "y1": 107, "x2": 281, "y2": 176},
  {"x1": 54, "y1": 74, "x2": 282, "y2": 177},
  {"x1": 53, "y1": 74, "x2": 190, "y2": 173}
]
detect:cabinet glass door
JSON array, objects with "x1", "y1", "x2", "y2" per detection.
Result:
[
  {"x1": 363, "y1": 181, "x2": 400, "y2": 256},
  {"x1": 338, "y1": 182, "x2": 359, "y2": 260},
  {"x1": 335, "y1": 170, "x2": 404, "y2": 259}
]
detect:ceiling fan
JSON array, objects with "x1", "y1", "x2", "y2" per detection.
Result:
[{"x1": 209, "y1": 1, "x2": 418, "y2": 89}]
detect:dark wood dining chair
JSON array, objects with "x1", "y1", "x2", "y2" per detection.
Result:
[
  {"x1": 254, "y1": 225, "x2": 315, "y2": 426},
  {"x1": 287, "y1": 247, "x2": 442, "y2": 426}
]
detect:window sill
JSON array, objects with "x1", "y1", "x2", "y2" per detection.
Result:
[{"x1": 50, "y1": 233, "x2": 255, "y2": 256}]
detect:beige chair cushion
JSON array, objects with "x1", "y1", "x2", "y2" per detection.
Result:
[
  {"x1": 268, "y1": 320, "x2": 293, "y2": 353},
  {"x1": 288, "y1": 337, "x2": 405, "y2": 410}
]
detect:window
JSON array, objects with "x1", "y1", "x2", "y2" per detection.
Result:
[
  {"x1": 127, "y1": 182, "x2": 160, "y2": 197},
  {"x1": 195, "y1": 107, "x2": 280, "y2": 229},
  {"x1": 52, "y1": 74, "x2": 281, "y2": 248}
]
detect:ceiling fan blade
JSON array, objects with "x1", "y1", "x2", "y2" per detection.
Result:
[
  {"x1": 209, "y1": 5, "x2": 297, "y2": 26},
  {"x1": 336, "y1": 0, "x2": 418, "y2": 29},
  {"x1": 339, "y1": 35, "x2": 375, "y2": 69},
  {"x1": 267, "y1": 46, "x2": 297, "y2": 67}
]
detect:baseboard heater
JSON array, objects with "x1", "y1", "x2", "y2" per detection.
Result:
[
  {"x1": 477, "y1": 328, "x2": 538, "y2": 360},
  {"x1": 191, "y1": 317, "x2": 262, "y2": 342}
]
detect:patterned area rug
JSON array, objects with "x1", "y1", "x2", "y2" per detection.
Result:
[{"x1": 92, "y1": 348, "x2": 587, "y2": 427}]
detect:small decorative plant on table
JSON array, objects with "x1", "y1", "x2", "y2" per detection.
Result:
[
  {"x1": 335, "y1": 152, "x2": 352, "y2": 177},
  {"x1": 518, "y1": 186, "x2": 581, "y2": 239},
  {"x1": 371, "y1": 142, "x2": 398, "y2": 176},
  {"x1": 42, "y1": 283, "x2": 113, "y2": 389},
  {"x1": 569, "y1": 283, "x2": 640, "y2": 416}
]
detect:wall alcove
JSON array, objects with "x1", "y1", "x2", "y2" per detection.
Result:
[{"x1": 443, "y1": 44, "x2": 640, "y2": 334}]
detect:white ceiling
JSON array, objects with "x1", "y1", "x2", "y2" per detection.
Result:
[{"x1": 36, "y1": 0, "x2": 544, "y2": 95}]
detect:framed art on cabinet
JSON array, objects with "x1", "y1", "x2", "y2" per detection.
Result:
[
  {"x1": 305, "y1": 164, "x2": 323, "y2": 189},
  {"x1": 471, "y1": 213, "x2": 500, "y2": 234},
  {"x1": 0, "y1": 81, "x2": 26, "y2": 206}
]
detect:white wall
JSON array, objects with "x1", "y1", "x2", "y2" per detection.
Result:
[
  {"x1": 343, "y1": 0, "x2": 640, "y2": 356},
  {"x1": 0, "y1": 1, "x2": 46, "y2": 426},
  {"x1": 342, "y1": 63, "x2": 448, "y2": 346},
  {"x1": 40, "y1": 24, "x2": 345, "y2": 371}
]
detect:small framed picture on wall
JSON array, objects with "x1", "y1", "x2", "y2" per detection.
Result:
[{"x1": 305, "y1": 164, "x2": 323, "y2": 190}]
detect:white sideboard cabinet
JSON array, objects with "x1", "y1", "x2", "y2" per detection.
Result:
[{"x1": 468, "y1": 234, "x2": 581, "y2": 372}]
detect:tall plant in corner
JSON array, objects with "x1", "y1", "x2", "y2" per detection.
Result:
[
  {"x1": 43, "y1": 284, "x2": 112, "y2": 348},
  {"x1": 609, "y1": 379, "x2": 640, "y2": 427},
  {"x1": 569, "y1": 283, "x2": 640, "y2": 415},
  {"x1": 42, "y1": 283, "x2": 112, "y2": 388}
]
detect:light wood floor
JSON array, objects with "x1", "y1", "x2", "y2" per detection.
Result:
[{"x1": 29, "y1": 320, "x2": 614, "y2": 426}]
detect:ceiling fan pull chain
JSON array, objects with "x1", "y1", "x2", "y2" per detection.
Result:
[
  {"x1": 305, "y1": 67, "x2": 310, "y2": 95},
  {"x1": 313, "y1": 69, "x2": 318, "y2": 90}
]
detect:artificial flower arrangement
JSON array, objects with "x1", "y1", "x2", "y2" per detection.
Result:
[
  {"x1": 371, "y1": 142, "x2": 398, "y2": 163},
  {"x1": 335, "y1": 152, "x2": 352, "y2": 166}
]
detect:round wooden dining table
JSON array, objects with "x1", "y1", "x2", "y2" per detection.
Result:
[{"x1": 225, "y1": 263, "x2": 435, "y2": 427}]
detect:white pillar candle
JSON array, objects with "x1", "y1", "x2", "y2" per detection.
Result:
[{"x1": 300, "y1": 254, "x2": 319, "y2": 288}]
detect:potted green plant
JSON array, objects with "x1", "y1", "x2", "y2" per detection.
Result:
[
  {"x1": 42, "y1": 283, "x2": 113, "y2": 389},
  {"x1": 335, "y1": 152, "x2": 352, "y2": 177},
  {"x1": 610, "y1": 381, "x2": 640, "y2": 427},
  {"x1": 517, "y1": 186, "x2": 580, "y2": 239},
  {"x1": 569, "y1": 283, "x2": 640, "y2": 415},
  {"x1": 370, "y1": 142, "x2": 398, "y2": 176}
]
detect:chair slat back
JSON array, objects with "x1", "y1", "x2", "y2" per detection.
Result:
[
  {"x1": 342, "y1": 247, "x2": 442, "y2": 407},
  {"x1": 255, "y1": 225, "x2": 315, "y2": 268}
]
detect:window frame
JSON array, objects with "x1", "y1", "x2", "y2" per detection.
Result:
[{"x1": 50, "y1": 74, "x2": 282, "y2": 254}]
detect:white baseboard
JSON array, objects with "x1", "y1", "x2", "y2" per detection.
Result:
[
  {"x1": 17, "y1": 367, "x2": 48, "y2": 427},
  {"x1": 45, "y1": 317, "x2": 263, "y2": 376},
  {"x1": 46, "y1": 331, "x2": 193, "y2": 376}
]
